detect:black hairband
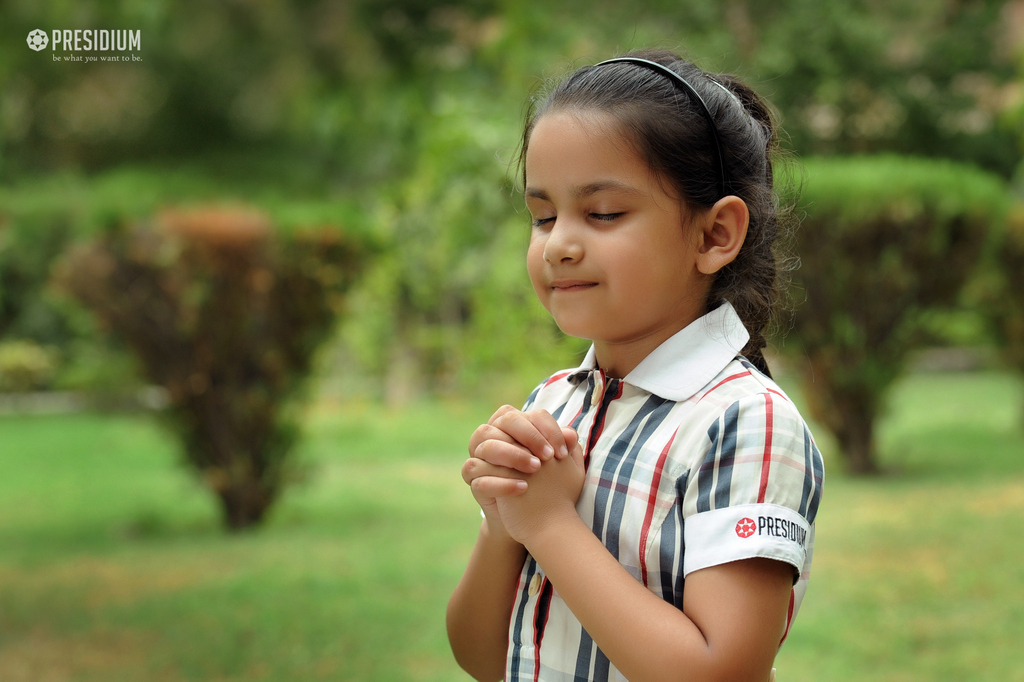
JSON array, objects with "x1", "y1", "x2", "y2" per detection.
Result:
[{"x1": 595, "y1": 57, "x2": 728, "y2": 199}]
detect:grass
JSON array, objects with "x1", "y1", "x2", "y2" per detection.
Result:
[{"x1": 0, "y1": 373, "x2": 1022, "y2": 681}]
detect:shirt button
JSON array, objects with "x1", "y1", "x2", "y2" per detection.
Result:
[
  {"x1": 591, "y1": 373, "x2": 603, "y2": 406},
  {"x1": 528, "y1": 573, "x2": 543, "y2": 597}
]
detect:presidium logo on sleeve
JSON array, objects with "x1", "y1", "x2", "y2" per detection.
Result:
[
  {"x1": 735, "y1": 515, "x2": 808, "y2": 545},
  {"x1": 735, "y1": 518, "x2": 757, "y2": 538}
]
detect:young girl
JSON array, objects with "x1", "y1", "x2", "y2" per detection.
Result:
[{"x1": 447, "y1": 49, "x2": 823, "y2": 682}]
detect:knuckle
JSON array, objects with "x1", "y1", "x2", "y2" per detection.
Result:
[
  {"x1": 476, "y1": 439, "x2": 497, "y2": 459},
  {"x1": 494, "y1": 409, "x2": 514, "y2": 425},
  {"x1": 491, "y1": 404, "x2": 516, "y2": 422}
]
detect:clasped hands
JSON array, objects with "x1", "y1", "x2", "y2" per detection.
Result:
[{"x1": 463, "y1": 405, "x2": 586, "y2": 546}]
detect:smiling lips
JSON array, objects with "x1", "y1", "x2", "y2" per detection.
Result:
[{"x1": 550, "y1": 280, "x2": 598, "y2": 291}]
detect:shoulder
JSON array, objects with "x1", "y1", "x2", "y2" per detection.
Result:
[
  {"x1": 677, "y1": 359, "x2": 825, "y2": 579},
  {"x1": 692, "y1": 356, "x2": 796, "y2": 413},
  {"x1": 675, "y1": 356, "x2": 824, "y2": 517}
]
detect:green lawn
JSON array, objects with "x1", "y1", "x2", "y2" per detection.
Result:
[{"x1": 0, "y1": 372, "x2": 1022, "y2": 681}]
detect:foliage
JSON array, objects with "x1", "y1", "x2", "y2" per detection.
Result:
[
  {"x1": 56, "y1": 206, "x2": 368, "y2": 529},
  {"x1": 0, "y1": 339, "x2": 57, "y2": 392},
  {"x1": 337, "y1": 92, "x2": 586, "y2": 403},
  {"x1": 987, "y1": 205, "x2": 1024, "y2": 424},
  {"x1": 2, "y1": 0, "x2": 1022, "y2": 400},
  {"x1": 786, "y1": 155, "x2": 1009, "y2": 473}
]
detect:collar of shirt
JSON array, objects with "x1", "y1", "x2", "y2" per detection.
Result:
[{"x1": 568, "y1": 301, "x2": 751, "y2": 402}]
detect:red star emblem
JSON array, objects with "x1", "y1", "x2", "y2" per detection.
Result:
[{"x1": 735, "y1": 517, "x2": 756, "y2": 538}]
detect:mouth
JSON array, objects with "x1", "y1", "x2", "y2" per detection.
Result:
[{"x1": 550, "y1": 280, "x2": 598, "y2": 292}]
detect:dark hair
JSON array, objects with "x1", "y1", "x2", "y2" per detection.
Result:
[{"x1": 518, "y1": 48, "x2": 792, "y2": 377}]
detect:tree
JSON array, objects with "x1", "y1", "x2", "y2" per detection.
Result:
[
  {"x1": 786, "y1": 155, "x2": 1008, "y2": 473},
  {"x1": 58, "y1": 206, "x2": 368, "y2": 528}
]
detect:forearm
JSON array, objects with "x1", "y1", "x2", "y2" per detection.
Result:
[
  {"x1": 524, "y1": 513, "x2": 786, "y2": 682},
  {"x1": 447, "y1": 520, "x2": 527, "y2": 682}
]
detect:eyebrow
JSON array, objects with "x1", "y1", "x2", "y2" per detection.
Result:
[{"x1": 525, "y1": 180, "x2": 640, "y2": 201}]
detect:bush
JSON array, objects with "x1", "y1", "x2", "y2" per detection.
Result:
[
  {"x1": 786, "y1": 155, "x2": 1009, "y2": 474},
  {"x1": 0, "y1": 170, "x2": 231, "y2": 392},
  {"x1": 57, "y1": 206, "x2": 368, "y2": 529},
  {"x1": 0, "y1": 339, "x2": 58, "y2": 392}
]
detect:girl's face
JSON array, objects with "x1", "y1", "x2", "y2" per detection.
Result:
[{"x1": 525, "y1": 110, "x2": 712, "y2": 361}]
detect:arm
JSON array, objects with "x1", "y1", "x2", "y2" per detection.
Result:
[
  {"x1": 447, "y1": 406, "x2": 578, "y2": 681},
  {"x1": 500, "y1": 454, "x2": 792, "y2": 682},
  {"x1": 446, "y1": 519, "x2": 527, "y2": 682},
  {"x1": 525, "y1": 512, "x2": 791, "y2": 681}
]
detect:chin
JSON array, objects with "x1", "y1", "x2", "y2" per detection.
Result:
[{"x1": 552, "y1": 319, "x2": 597, "y2": 341}]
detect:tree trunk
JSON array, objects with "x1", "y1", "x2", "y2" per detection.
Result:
[
  {"x1": 836, "y1": 410, "x2": 881, "y2": 475},
  {"x1": 217, "y1": 482, "x2": 273, "y2": 530}
]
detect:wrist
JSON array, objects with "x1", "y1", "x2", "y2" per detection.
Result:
[
  {"x1": 519, "y1": 504, "x2": 586, "y2": 556},
  {"x1": 480, "y1": 516, "x2": 522, "y2": 552}
]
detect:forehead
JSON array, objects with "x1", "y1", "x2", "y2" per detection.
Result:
[{"x1": 524, "y1": 110, "x2": 668, "y2": 200}]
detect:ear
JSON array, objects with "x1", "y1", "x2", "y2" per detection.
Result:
[{"x1": 695, "y1": 195, "x2": 748, "y2": 275}]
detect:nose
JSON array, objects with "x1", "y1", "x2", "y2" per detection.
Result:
[{"x1": 543, "y1": 219, "x2": 584, "y2": 264}]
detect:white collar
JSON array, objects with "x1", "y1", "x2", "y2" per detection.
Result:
[{"x1": 570, "y1": 302, "x2": 750, "y2": 401}]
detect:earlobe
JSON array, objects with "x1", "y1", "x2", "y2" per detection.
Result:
[{"x1": 696, "y1": 195, "x2": 749, "y2": 275}]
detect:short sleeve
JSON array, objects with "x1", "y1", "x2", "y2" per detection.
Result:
[{"x1": 680, "y1": 391, "x2": 824, "y2": 579}]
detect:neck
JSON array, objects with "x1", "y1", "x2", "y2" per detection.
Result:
[
  {"x1": 592, "y1": 291, "x2": 711, "y2": 379},
  {"x1": 593, "y1": 324, "x2": 687, "y2": 379}
]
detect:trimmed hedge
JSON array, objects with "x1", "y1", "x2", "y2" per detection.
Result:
[
  {"x1": 0, "y1": 169, "x2": 370, "y2": 391},
  {"x1": 57, "y1": 205, "x2": 369, "y2": 529},
  {"x1": 787, "y1": 155, "x2": 1009, "y2": 473},
  {"x1": 1, "y1": 171, "x2": 374, "y2": 529}
]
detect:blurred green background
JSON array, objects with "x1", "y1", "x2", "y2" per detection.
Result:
[{"x1": 2, "y1": 1, "x2": 1023, "y2": 680}]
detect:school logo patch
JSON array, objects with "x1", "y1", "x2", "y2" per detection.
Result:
[{"x1": 735, "y1": 517, "x2": 756, "y2": 538}]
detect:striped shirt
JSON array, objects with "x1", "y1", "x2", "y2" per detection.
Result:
[{"x1": 505, "y1": 302, "x2": 824, "y2": 682}]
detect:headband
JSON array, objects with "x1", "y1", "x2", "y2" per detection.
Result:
[{"x1": 594, "y1": 57, "x2": 728, "y2": 199}]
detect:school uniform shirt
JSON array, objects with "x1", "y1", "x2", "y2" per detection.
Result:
[{"x1": 505, "y1": 302, "x2": 824, "y2": 682}]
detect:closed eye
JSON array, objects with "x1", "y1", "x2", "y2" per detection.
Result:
[
  {"x1": 591, "y1": 213, "x2": 623, "y2": 222},
  {"x1": 532, "y1": 217, "x2": 555, "y2": 227}
]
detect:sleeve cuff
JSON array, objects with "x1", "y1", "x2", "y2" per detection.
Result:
[{"x1": 683, "y1": 503, "x2": 810, "y2": 579}]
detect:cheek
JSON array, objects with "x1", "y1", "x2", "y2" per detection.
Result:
[{"x1": 526, "y1": 237, "x2": 548, "y2": 298}]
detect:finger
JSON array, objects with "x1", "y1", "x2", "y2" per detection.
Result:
[
  {"x1": 468, "y1": 422, "x2": 516, "y2": 458},
  {"x1": 559, "y1": 427, "x2": 579, "y2": 460},
  {"x1": 492, "y1": 409, "x2": 557, "y2": 461},
  {"x1": 471, "y1": 475, "x2": 528, "y2": 498},
  {"x1": 461, "y1": 457, "x2": 529, "y2": 486},
  {"x1": 475, "y1": 438, "x2": 542, "y2": 473},
  {"x1": 486, "y1": 404, "x2": 519, "y2": 426},
  {"x1": 525, "y1": 409, "x2": 569, "y2": 459}
]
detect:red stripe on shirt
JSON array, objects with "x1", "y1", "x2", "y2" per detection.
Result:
[
  {"x1": 699, "y1": 370, "x2": 752, "y2": 400},
  {"x1": 639, "y1": 427, "x2": 679, "y2": 586},
  {"x1": 544, "y1": 371, "x2": 571, "y2": 387},
  {"x1": 757, "y1": 393, "x2": 775, "y2": 503},
  {"x1": 532, "y1": 579, "x2": 549, "y2": 682}
]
